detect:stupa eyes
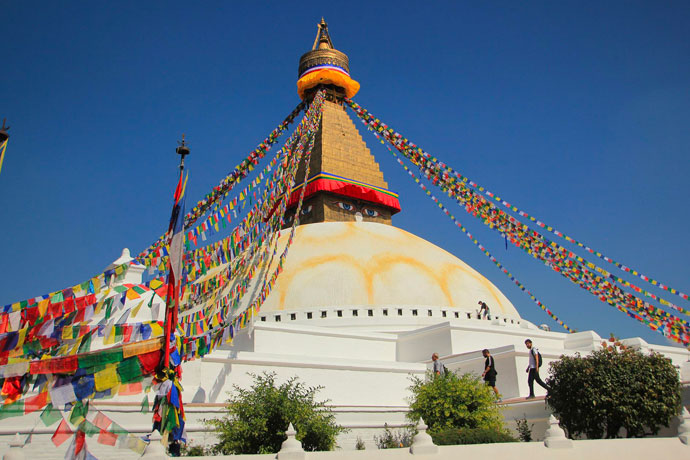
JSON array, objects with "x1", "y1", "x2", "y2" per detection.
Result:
[
  {"x1": 301, "y1": 205, "x2": 313, "y2": 215},
  {"x1": 337, "y1": 202, "x2": 355, "y2": 212},
  {"x1": 363, "y1": 208, "x2": 379, "y2": 217}
]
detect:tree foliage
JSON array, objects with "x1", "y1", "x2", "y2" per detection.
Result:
[
  {"x1": 407, "y1": 371, "x2": 503, "y2": 433},
  {"x1": 545, "y1": 347, "x2": 681, "y2": 439},
  {"x1": 206, "y1": 372, "x2": 344, "y2": 454}
]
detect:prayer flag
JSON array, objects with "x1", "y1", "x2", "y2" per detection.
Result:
[
  {"x1": 140, "y1": 395, "x2": 149, "y2": 413},
  {"x1": 97, "y1": 429, "x2": 118, "y2": 446},
  {"x1": 51, "y1": 418, "x2": 73, "y2": 447},
  {"x1": 92, "y1": 411, "x2": 111, "y2": 431},
  {"x1": 24, "y1": 390, "x2": 49, "y2": 414},
  {"x1": 40, "y1": 403, "x2": 63, "y2": 426}
]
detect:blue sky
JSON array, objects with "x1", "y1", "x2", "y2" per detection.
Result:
[{"x1": 1, "y1": 1, "x2": 689, "y2": 347}]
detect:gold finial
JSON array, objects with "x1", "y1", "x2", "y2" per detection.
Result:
[{"x1": 311, "y1": 17, "x2": 334, "y2": 50}]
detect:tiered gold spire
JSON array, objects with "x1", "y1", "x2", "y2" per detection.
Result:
[{"x1": 284, "y1": 20, "x2": 401, "y2": 228}]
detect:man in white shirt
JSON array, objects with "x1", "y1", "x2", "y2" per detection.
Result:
[{"x1": 525, "y1": 339, "x2": 549, "y2": 399}]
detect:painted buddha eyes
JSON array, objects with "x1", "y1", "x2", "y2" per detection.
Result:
[
  {"x1": 337, "y1": 202, "x2": 355, "y2": 212},
  {"x1": 301, "y1": 205, "x2": 313, "y2": 215},
  {"x1": 335, "y1": 202, "x2": 379, "y2": 217}
]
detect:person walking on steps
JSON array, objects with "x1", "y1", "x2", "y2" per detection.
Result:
[
  {"x1": 432, "y1": 353, "x2": 444, "y2": 376},
  {"x1": 525, "y1": 339, "x2": 549, "y2": 399},
  {"x1": 481, "y1": 349, "x2": 500, "y2": 400}
]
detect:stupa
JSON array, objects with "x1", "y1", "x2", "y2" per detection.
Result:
[{"x1": 1, "y1": 20, "x2": 688, "y2": 458}]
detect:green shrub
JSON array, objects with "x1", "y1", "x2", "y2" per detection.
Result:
[
  {"x1": 180, "y1": 443, "x2": 210, "y2": 456},
  {"x1": 407, "y1": 371, "x2": 503, "y2": 432},
  {"x1": 206, "y1": 372, "x2": 345, "y2": 454},
  {"x1": 431, "y1": 427, "x2": 517, "y2": 445},
  {"x1": 546, "y1": 347, "x2": 681, "y2": 438},
  {"x1": 515, "y1": 416, "x2": 533, "y2": 442}
]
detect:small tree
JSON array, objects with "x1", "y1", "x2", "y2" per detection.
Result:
[
  {"x1": 546, "y1": 347, "x2": 681, "y2": 439},
  {"x1": 407, "y1": 371, "x2": 503, "y2": 433},
  {"x1": 206, "y1": 372, "x2": 344, "y2": 454},
  {"x1": 515, "y1": 416, "x2": 533, "y2": 442}
]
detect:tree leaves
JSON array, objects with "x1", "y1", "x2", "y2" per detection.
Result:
[
  {"x1": 205, "y1": 372, "x2": 344, "y2": 454},
  {"x1": 546, "y1": 348, "x2": 681, "y2": 439},
  {"x1": 406, "y1": 371, "x2": 503, "y2": 433}
]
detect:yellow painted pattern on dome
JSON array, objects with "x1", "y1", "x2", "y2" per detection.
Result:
[{"x1": 254, "y1": 222, "x2": 521, "y2": 318}]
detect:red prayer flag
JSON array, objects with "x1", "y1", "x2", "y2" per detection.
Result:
[
  {"x1": 30, "y1": 355, "x2": 78, "y2": 374},
  {"x1": 97, "y1": 429, "x2": 118, "y2": 446},
  {"x1": 119, "y1": 381, "x2": 143, "y2": 396},
  {"x1": 93, "y1": 411, "x2": 112, "y2": 431},
  {"x1": 24, "y1": 391, "x2": 49, "y2": 414},
  {"x1": 51, "y1": 418, "x2": 72, "y2": 447},
  {"x1": 75, "y1": 429, "x2": 86, "y2": 455},
  {"x1": 1, "y1": 376, "x2": 22, "y2": 403},
  {"x1": 138, "y1": 349, "x2": 162, "y2": 375}
]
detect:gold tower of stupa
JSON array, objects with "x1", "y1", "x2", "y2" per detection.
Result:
[{"x1": 284, "y1": 19, "x2": 401, "y2": 227}]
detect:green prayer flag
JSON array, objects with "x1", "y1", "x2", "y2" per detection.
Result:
[
  {"x1": 81, "y1": 420, "x2": 100, "y2": 437},
  {"x1": 51, "y1": 292, "x2": 64, "y2": 303},
  {"x1": 110, "y1": 422, "x2": 128, "y2": 435},
  {"x1": 140, "y1": 395, "x2": 149, "y2": 413},
  {"x1": 0, "y1": 400, "x2": 24, "y2": 420},
  {"x1": 77, "y1": 332, "x2": 93, "y2": 354},
  {"x1": 114, "y1": 326, "x2": 123, "y2": 343},
  {"x1": 40, "y1": 403, "x2": 62, "y2": 426},
  {"x1": 78, "y1": 348, "x2": 123, "y2": 370},
  {"x1": 118, "y1": 358, "x2": 143, "y2": 384},
  {"x1": 104, "y1": 297, "x2": 114, "y2": 320},
  {"x1": 69, "y1": 400, "x2": 88, "y2": 425}
]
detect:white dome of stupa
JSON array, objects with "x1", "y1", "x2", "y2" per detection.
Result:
[{"x1": 256, "y1": 221, "x2": 520, "y2": 318}]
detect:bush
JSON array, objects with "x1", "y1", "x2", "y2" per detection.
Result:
[
  {"x1": 373, "y1": 424, "x2": 415, "y2": 449},
  {"x1": 355, "y1": 436, "x2": 366, "y2": 450},
  {"x1": 546, "y1": 347, "x2": 681, "y2": 438},
  {"x1": 515, "y1": 416, "x2": 533, "y2": 442},
  {"x1": 206, "y1": 372, "x2": 345, "y2": 454},
  {"x1": 181, "y1": 443, "x2": 210, "y2": 456},
  {"x1": 432, "y1": 427, "x2": 517, "y2": 445},
  {"x1": 407, "y1": 371, "x2": 503, "y2": 433}
]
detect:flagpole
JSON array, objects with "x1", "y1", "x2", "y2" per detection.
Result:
[
  {"x1": 0, "y1": 119, "x2": 10, "y2": 176},
  {"x1": 162, "y1": 135, "x2": 190, "y2": 372}
]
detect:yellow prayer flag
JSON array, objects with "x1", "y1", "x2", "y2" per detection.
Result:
[
  {"x1": 37, "y1": 299, "x2": 50, "y2": 317},
  {"x1": 126, "y1": 288, "x2": 140, "y2": 300},
  {"x1": 150, "y1": 322, "x2": 164, "y2": 337},
  {"x1": 94, "y1": 365, "x2": 120, "y2": 392},
  {"x1": 94, "y1": 298, "x2": 104, "y2": 315},
  {"x1": 104, "y1": 327, "x2": 116, "y2": 345},
  {"x1": 122, "y1": 338, "x2": 163, "y2": 358},
  {"x1": 62, "y1": 326, "x2": 74, "y2": 341},
  {"x1": 131, "y1": 300, "x2": 144, "y2": 318},
  {"x1": 149, "y1": 279, "x2": 164, "y2": 290}
]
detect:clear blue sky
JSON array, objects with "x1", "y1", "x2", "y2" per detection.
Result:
[{"x1": 2, "y1": 1, "x2": 689, "y2": 347}]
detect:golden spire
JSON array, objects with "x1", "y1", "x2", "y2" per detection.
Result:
[
  {"x1": 312, "y1": 18, "x2": 334, "y2": 50},
  {"x1": 298, "y1": 18, "x2": 350, "y2": 80}
]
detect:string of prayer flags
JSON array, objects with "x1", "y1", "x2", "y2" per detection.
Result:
[
  {"x1": 136, "y1": 101, "x2": 306, "y2": 263},
  {"x1": 385, "y1": 142, "x2": 575, "y2": 332},
  {"x1": 347, "y1": 98, "x2": 689, "y2": 346}
]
